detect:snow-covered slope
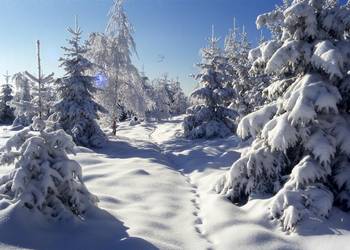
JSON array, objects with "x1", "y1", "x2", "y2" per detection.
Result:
[{"x1": 0, "y1": 117, "x2": 349, "y2": 250}]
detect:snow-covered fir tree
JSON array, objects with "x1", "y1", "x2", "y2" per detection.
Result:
[
  {"x1": 25, "y1": 41, "x2": 55, "y2": 120},
  {"x1": 0, "y1": 72, "x2": 15, "y2": 124},
  {"x1": 256, "y1": 0, "x2": 291, "y2": 40},
  {"x1": 50, "y1": 20, "x2": 107, "y2": 147},
  {"x1": 215, "y1": 0, "x2": 350, "y2": 232},
  {"x1": 168, "y1": 78, "x2": 188, "y2": 116},
  {"x1": 11, "y1": 73, "x2": 35, "y2": 127},
  {"x1": 87, "y1": 0, "x2": 151, "y2": 134},
  {"x1": 0, "y1": 116, "x2": 98, "y2": 219},
  {"x1": 183, "y1": 27, "x2": 237, "y2": 139},
  {"x1": 225, "y1": 22, "x2": 269, "y2": 119},
  {"x1": 243, "y1": 29, "x2": 271, "y2": 112},
  {"x1": 227, "y1": 25, "x2": 253, "y2": 117},
  {"x1": 224, "y1": 18, "x2": 240, "y2": 91}
]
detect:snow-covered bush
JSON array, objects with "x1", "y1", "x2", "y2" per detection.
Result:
[
  {"x1": 0, "y1": 117, "x2": 98, "y2": 219},
  {"x1": 129, "y1": 116, "x2": 140, "y2": 126},
  {"x1": 184, "y1": 28, "x2": 238, "y2": 139},
  {"x1": 216, "y1": 0, "x2": 350, "y2": 232},
  {"x1": 0, "y1": 82, "x2": 15, "y2": 124},
  {"x1": 50, "y1": 22, "x2": 107, "y2": 147},
  {"x1": 11, "y1": 73, "x2": 35, "y2": 127}
]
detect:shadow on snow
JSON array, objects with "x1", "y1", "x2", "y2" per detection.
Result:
[{"x1": 0, "y1": 203, "x2": 159, "y2": 250}]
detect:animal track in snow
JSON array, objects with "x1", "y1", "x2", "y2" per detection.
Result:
[{"x1": 185, "y1": 175, "x2": 214, "y2": 249}]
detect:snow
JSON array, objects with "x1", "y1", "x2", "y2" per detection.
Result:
[
  {"x1": 0, "y1": 117, "x2": 349, "y2": 249},
  {"x1": 311, "y1": 41, "x2": 344, "y2": 79},
  {"x1": 266, "y1": 40, "x2": 311, "y2": 75},
  {"x1": 262, "y1": 113, "x2": 298, "y2": 152},
  {"x1": 237, "y1": 103, "x2": 277, "y2": 139}
]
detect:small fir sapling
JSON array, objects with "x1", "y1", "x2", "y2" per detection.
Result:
[{"x1": 0, "y1": 117, "x2": 98, "y2": 219}]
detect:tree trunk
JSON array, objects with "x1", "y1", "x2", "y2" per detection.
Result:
[{"x1": 112, "y1": 119, "x2": 117, "y2": 136}]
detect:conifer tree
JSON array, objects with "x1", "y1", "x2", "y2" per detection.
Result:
[
  {"x1": 168, "y1": 78, "x2": 188, "y2": 116},
  {"x1": 11, "y1": 73, "x2": 35, "y2": 127},
  {"x1": 224, "y1": 18, "x2": 240, "y2": 88},
  {"x1": 0, "y1": 72, "x2": 15, "y2": 124},
  {"x1": 50, "y1": 19, "x2": 107, "y2": 147},
  {"x1": 225, "y1": 22, "x2": 268, "y2": 118},
  {"x1": 0, "y1": 117, "x2": 98, "y2": 219},
  {"x1": 25, "y1": 41, "x2": 55, "y2": 120},
  {"x1": 184, "y1": 26, "x2": 237, "y2": 139},
  {"x1": 230, "y1": 26, "x2": 253, "y2": 116}
]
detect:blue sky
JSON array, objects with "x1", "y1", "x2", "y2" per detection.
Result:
[{"x1": 0, "y1": 0, "x2": 284, "y2": 94}]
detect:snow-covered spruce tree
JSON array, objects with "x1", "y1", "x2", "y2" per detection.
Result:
[
  {"x1": 225, "y1": 22, "x2": 269, "y2": 118},
  {"x1": 242, "y1": 32, "x2": 271, "y2": 112},
  {"x1": 238, "y1": 26, "x2": 271, "y2": 113},
  {"x1": 87, "y1": 0, "x2": 151, "y2": 134},
  {"x1": 227, "y1": 26, "x2": 254, "y2": 117},
  {"x1": 25, "y1": 41, "x2": 55, "y2": 120},
  {"x1": 224, "y1": 19, "x2": 240, "y2": 105},
  {"x1": 184, "y1": 27, "x2": 237, "y2": 139},
  {"x1": 168, "y1": 78, "x2": 188, "y2": 116},
  {"x1": 0, "y1": 75, "x2": 15, "y2": 124},
  {"x1": 11, "y1": 73, "x2": 35, "y2": 127},
  {"x1": 50, "y1": 21, "x2": 107, "y2": 147},
  {"x1": 215, "y1": 0, "x2": 350, "y2": 232},
  {"x1": 256, "y1": 0, "x2": 292, "y2": 40},
  {"x1": 0, "y1": 116, "x2": 98, "y2": 219}
]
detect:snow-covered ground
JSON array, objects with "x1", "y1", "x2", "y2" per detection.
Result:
[{"x1": 0, "y1": 116, "x2": 349, "y2": 250}]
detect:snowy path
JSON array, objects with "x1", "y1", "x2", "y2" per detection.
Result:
[
  {"x1": 147, "y1": 121, "x2": 215, "y2": 249},
  {"x1": 73, "y1": 120, "x2": 215, "y2": 250}
]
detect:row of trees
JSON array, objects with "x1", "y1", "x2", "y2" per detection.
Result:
[{"x1": 184, "y1": 20, "x2": 269, "y2": 139}]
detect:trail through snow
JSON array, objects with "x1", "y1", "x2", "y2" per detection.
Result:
[{"x1": 101, "y1": 118, "x2": 215, "y2": 250}]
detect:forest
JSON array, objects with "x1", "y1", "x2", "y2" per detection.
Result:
[{"x1": 0, "y1": 0, "x2": 349, "y2": 249}]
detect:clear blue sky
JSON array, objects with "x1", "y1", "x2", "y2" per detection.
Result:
[{"x1": 0, "y1": 0, "x2": 284, "y2": 94}]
